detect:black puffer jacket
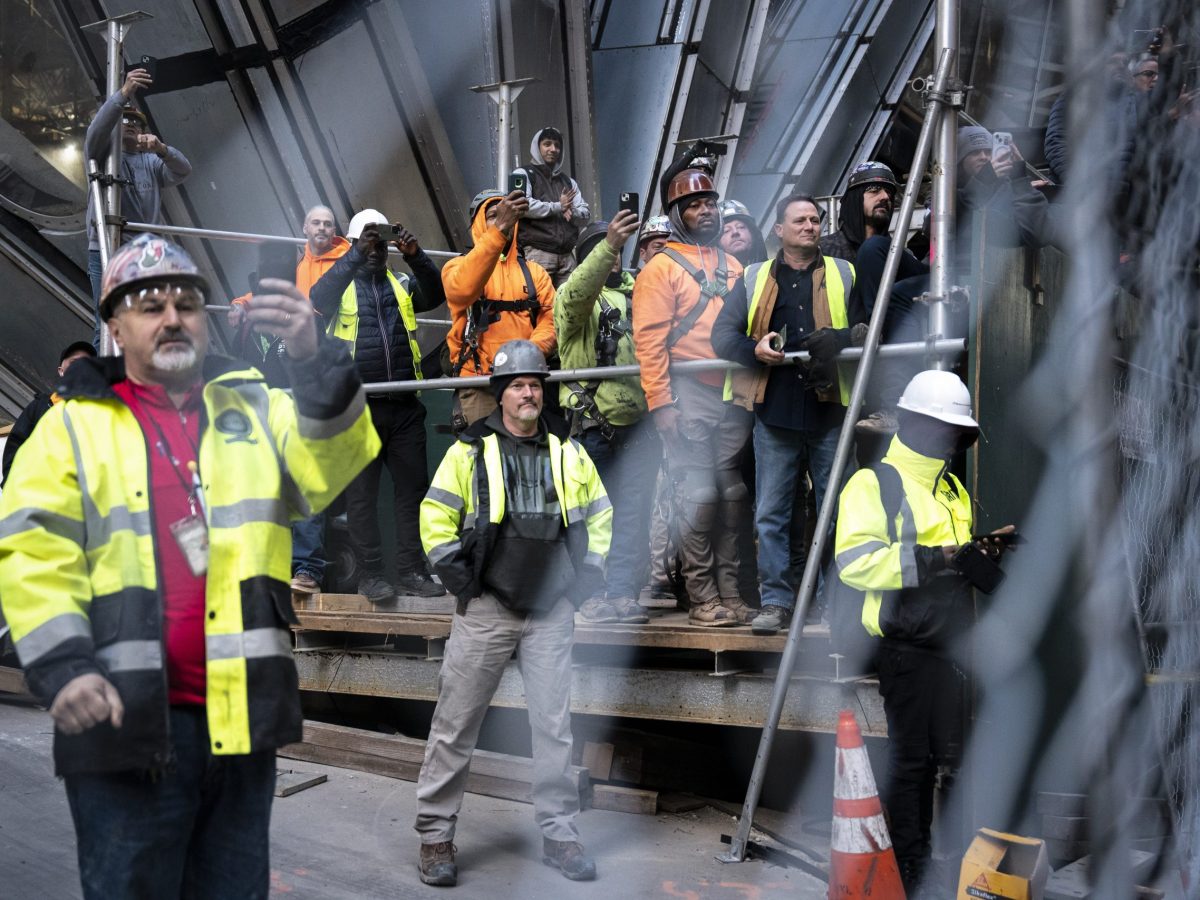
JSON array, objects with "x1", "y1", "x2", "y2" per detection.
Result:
[{"x1": 310, "y1": 244, "x2": 445, "y2": 384}]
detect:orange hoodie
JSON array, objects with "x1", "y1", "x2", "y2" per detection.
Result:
[
  {"x1": 632, "y1": 241, "x2": 743, "y2": 411},
  {"x1": 230, "y1": 235, "x2": 351, "y2": 308},
  {"x1": 442, "y1": 198, "x2": 556, "y2": 376}
]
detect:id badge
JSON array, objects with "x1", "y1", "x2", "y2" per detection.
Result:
[{"x1": 169, "y1": 513, "x2": 209, "y2": 576}]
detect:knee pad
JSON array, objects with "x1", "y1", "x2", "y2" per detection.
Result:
[
  {"x1": 715, "y1": 469, "x2": 749, "y2": 502},
  {"x1": 676, "y1": 470, "x2": 718, "y2": 532}
]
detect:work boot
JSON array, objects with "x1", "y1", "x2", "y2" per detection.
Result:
[
  {"x1": 579, "y1": 597, "x2": 621, "y2": 623},
  {"x1": 290, "y1": 571, "x2": 320, "y2": 595},
  {"x1": 418, "y1": 841, "x2": 458, "y2": 887},
  {"x1": 395, "y1": 569, "x2": 446, "y2": 598},
  {"x1": 750, "y1": 605, "x2": 792, "y2": 635},
  {"x1": 610, "y1": 597, "x2": 649, "y2": 624},
  {"x1": 358, "y1": 573, "x2": 394, "y2": 603},
  {"x1": 719, "y1": 595, "x2": 756, "y2": 625},
  {"x1": 688, "y1": 599, "x2": 739, "y2": 627},
  {"x1": 542, "y1": 838, "x2": 596, "y2": 881}
]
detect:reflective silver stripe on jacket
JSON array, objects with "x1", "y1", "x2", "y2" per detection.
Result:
[
  {"x1": 206, "y1": 628, "x2": 292, "y2": 662},
  {"x1": 426, "y1": 486, "x2": 464, "y2": 514},
  {"x1": 898, "y1": 497, "x2": 919, "y2": 588},
  {"x1": 427, "y1": 539, "x2": 463, "y2": 566},
  {"x1": 208, "y1": 498, "x2": 289, "y2": 529},
  {"x1": 63, "y1": 409, "x2": 152, "y2": 546},
  {"x1": 835, "y1": 540, "x2": 889, "y2": 571},
  {"x1": 97, "y1": 639, "x2": 163, "y2": 672},
  {"x1": 0, "y1": 507, "x2": 86, "y2": 546},
  {"x1": 14, "y1": 613, "x2": 91, "y2": 666},
  {"x1": 297, "y1": 387, "x2": 367, "y2": 441}
]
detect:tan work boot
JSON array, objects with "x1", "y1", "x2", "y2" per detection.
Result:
[
  {"x1": 543, "y1": 838, "x2": 597, "y2": 881},
  {"x1": 719, "y1": 595, "x2": 756, "y2": 624},
  {"x1": 418, "y1": 841, "x2": 457, "y2": 887},
  {"x1": 688, "y1": 599, "x2": 739, "y2": 627}
]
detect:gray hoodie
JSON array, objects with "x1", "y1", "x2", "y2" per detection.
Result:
[
  {"x1": 84, "y1": 91, "x2": 191, "y2": 251},
  {"x1": 513, "y1": 126, "x2": 590, "y2": 253}
]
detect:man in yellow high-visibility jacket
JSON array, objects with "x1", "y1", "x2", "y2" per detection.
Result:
[
  {"x1": 835, "y1": 370, "x2": 1015, "y2": 893},
  {"x1": 0, "y1": 235, "x2": 379, "y2": 900}
]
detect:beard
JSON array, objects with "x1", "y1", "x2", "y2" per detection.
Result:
[
  {"x1": 152, "y1": 342, "x2": 199, "y2": 373},
  {"x1": 514, "y1": 402, "x2": 541, "y2": 423}
]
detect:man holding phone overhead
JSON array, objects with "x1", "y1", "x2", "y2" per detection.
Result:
[
  {"x1": 84, "y1": 65, "x2": 192, "y2": 349},
  {"x1": 310, "y1": 209, "x2": 447, "y2": 602}
]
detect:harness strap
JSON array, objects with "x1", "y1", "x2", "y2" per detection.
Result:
[{"x1": 662, "y1": 247, "x2": 729, "y2": 349}]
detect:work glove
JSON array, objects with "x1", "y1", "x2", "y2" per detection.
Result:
[
  {"x1": 800, "y1": 327, "x2": 852, "y2": 363},
  {"x1": 850, "y1": 322, "x2": 869, "y2": 347}
]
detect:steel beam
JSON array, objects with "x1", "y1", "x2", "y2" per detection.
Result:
[{"x1": 293, "y1": 649, "x2": 886, "y2": 735}]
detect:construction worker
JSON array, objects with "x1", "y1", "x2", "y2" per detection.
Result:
[
  {"x1": 443, "y1": 189, "x2": 556, "y2": 428},
  {"x1": 636, "y1": 215, "x2": 673, "y2": 270},
  {"x1": 84, "y1": 66, "x2": 191, "y2": 347},
  {"x1": 718, "y1": 199, "x2": 768, "y2": 266},
  {"x1": 1, "y1": 341, "x2": 95, "y2": 486},
  {"x1": 513, "y1": 125, "x2": 591, "y2": 286},
  {"x1": 415, "y1": 339, "x2": 610, "y2": 886},
  {"x1": 713, "y1": 192, "x2": 865, "y2": 634},
  {"x1": 819, "y1": 161, "x2": 899, "y2": 263},
  {"x1": 228, "y1": 204, "x2": 352, "y2": 596},
  {"x1": 633, "y1": 165, "x2": 753, "y2": 626},
  {"x1": 834, "y1": 370, "x2": 1015, "y2": 893},
  {"x1": 0, "y1": 235, "x2": 379, "y2": 899},
  {"x1": 310, "y1": 209, "x2": 447, "y2": 601},
  {"x1": 555, "y1": 211, "x2": 659, "y2": 624}
]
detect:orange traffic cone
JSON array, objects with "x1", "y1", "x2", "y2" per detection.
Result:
[{"x1": 828, "y1": 709, "x2": 906, "y2": 899}]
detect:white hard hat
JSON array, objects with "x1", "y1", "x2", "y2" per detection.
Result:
[
  {"x1": 897, "y1": 370, "x2": 979, "y2": 428},
  {"x1": 346, "y1": 208, "x2": 389, "y2": 240}
]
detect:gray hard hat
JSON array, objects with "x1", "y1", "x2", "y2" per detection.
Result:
[
  {"x1": 490, "y1": 339, "x2": 549, "y2": 381},
  {"x1": 470, "y1": 189, "x2": 505, "y2": 221},
  {"x1": 574, "y1": 221, "x2": 609, "y2": 263}
]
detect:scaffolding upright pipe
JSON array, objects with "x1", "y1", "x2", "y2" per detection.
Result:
[
  {"x1": 929, "y1": 0, "x2": 960, "y2": 370},
  {"x1": 470, "y1": 78, "x2": 533, "y2": 191},
  {"x1": 86, "y1": 160, "x2": 110, "y2": 267},
  {"x1": 720, "y1": 46, "x2": 958, "y2": 864}
]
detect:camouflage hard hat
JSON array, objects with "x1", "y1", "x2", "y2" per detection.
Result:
[
  {"x1": 637, "y1": 215, "x2": 672, "y2": 245},
  {"x1": 847, "y1": 161, "x2": 898, "y2": 192},
  {"x1": 718, "y1": 199, "x2": 754, "y2": 223},
  {"x1": 99, "y1": 234, "x2": 209, "y2": 320}
]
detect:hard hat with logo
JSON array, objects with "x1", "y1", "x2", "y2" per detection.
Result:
[
  {"x1": 638, "y1": 215, "x2": 672, "y2": 246},
  {"x1": 469, "y1": 189, "x2": 506, "y2": 222},
  {"x1": 490, "y1": 339, "x2": 550, "y2": 382},
  {"x1": 847, "y1": 161, "x2": 898, "y2": 192},
  {"x1": 120, "y1": 100, "x2": 147, "y2": 126},
  {"x1": 574, "y1": 221, "x2": 610, "y2": 264},
  {"x1": 99, "y1": 234, "x2": 209, "y2": 320},
  {"x1": 897, "y1": 370, "x2": 978, "y2": 428},
  {"x1": 346, "y1": 208, "x2": 389, "y2": 240},
  {"x1": 719, "y1": 199, "x2": 755, "y2": 224},
  {"x1": 666, "y1": 168, "x2": 718, "y2": 209}
]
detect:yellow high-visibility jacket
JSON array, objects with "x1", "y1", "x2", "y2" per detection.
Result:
[
  {"x1": 835, "y1": 435, "x2": 974, "y2": 645},
  {"x1": 0, "y1": 346, "x2": 379, "y2": 775},
  {"x1": 327, "y1": 270, "x2": 424, "y2": 378},
  {"x1": 420, "y1": 416, "x2": 611, "y2": 605}
]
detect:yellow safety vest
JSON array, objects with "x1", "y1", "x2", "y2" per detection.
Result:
[
  {"x1": 329, "y1": 270, "x2": 424, "y2": 379},
  {"x1": 724, "y1": 255, "x2": 854, "y2": 405},
  {"x1": 0, "y1": 356, "x2": 380, "y2": 773}
]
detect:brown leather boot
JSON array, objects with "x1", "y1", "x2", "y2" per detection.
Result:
[
  {"x1": 542, "y1": 838, "x2": 596, "y2": 881},
  {"x1": 719, "y1": 595, "x2": 756, "y2": 624},
  {"x1": 418, "y1": 841, "x2": 457, "y2": 887},
  {"x1": 688, "y1": 598, "x2": 739, "y2": 627}
]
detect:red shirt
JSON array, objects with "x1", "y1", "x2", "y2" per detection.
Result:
[{"x1": 113, "y1": 379, "x2": 207, "y2": 705}]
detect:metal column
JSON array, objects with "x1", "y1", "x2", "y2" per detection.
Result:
[
  {"x1": 470, "y1": 77, "x2": 535, "y2": 191},
  {"x1": 720, "y1": 46, "x2": 959, "y2": 864},
  {"x1": 81, "y1": 11, "x2": 151, "y2": 355},
  {"x1": 928, "y1": 0, "x2": 961, "y2": 369}
]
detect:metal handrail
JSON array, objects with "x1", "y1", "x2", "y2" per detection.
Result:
[{"x1": 123, "y1": 220, "x2": 459, "y2": 259}]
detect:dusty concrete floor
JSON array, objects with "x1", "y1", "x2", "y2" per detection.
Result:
[{"x1": 0, "y1": 700, "x2": 826, "y2": 899}]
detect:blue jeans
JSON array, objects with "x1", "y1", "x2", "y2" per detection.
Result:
[
  {"x1": 88, "y1": 248, "x2": 104, "y2": 351},
  {"x1": 291, "y1": 511, "x2": 326, "y2": 581},
  {"x1": 753, "y1": 420, "x2": 840, "y2": 611},
  {"x1": 64, "y1": 706, "x2": 276, "y2": 900},
  {"x1": 579, "y1": 418, "x2": 662, "y2": 599}
]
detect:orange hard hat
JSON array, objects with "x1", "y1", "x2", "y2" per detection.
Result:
[{"x1": 666, "y1": 168, "x2": 717, "y2": 208}]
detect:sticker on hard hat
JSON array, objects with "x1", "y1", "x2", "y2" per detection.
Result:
[
  {"x1": 493, "y1": 352, "x2": 508, "y2": 367},
  {"x1": 139, "y1": 242, "x2": 166, "y2": 269}
]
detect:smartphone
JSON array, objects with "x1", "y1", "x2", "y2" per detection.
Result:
[
  {"x1": 619, "y1": 192, "x2": 640, "y2": 217},
  {"x1": 972, "y1": 531, "x2": 1026, "y2": 546},
  {"x1": 950, "y1": 543, "x2": 1006, "y2": 594},
  {"x1": 255, "y1": 243, "x2": 298, "y2": 293},
  {"x1": 770, "y1": 323, "x2": 788, "y2": 352},
  {"x1": 138, "y1": 54, "x2": 158, "y2": 80},
  {"x1": 507, "y1": 171, "x2": 528, "y2": 195}
]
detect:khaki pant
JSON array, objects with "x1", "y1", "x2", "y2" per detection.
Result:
[
  {"x1": 664, "y1": 377, "x2": 752, "y2": 605},
  {"x1": 454, "y1": 387, "x2": 498, "y2": 429},
  {"x1": 522, "y1": 247, "x2": 576, "y2": 288},
  {"x1": 415, "y1": 592, "x2": 579, "y2": 844}
]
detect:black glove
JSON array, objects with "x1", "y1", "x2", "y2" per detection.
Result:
[{"x1": 800, "y1": 327, "x2": 851, "y2": 363}]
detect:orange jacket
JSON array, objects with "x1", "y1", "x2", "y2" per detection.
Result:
[
  {"x1": 231, "y1": 235, "x2": 351, "y2": 308},
  {"x1": 442, "y1": 198, "x2": 556, "y2": 376},
  {"x1": 632, "y1": 241, "x2": 743, "y2": 411}
]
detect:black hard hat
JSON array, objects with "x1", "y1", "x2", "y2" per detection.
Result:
[
  {"x1": 847, "y1": 161, "x2": 898, "y2": 191},
  {"x1": 574, "y1": 222, "x2": 609, "y2": 263}
]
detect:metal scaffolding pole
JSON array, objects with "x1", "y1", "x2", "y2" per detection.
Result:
[
  {"x1": 719, "y1": 46, "x2": 958, "y2": 865},
  {"x1": 82, "y1": 10, "x2": 151, "y2": 356},
  {"x1": 469, "y1": 77, "x2": 535, "y2": 190},
  {"x1": 928, "y1": 0, "x2": 961, "y2": 371}
]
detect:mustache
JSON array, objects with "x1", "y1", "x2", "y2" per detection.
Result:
[{"x1": 156, "y1": 331, "x2": 193, "y2": 348}]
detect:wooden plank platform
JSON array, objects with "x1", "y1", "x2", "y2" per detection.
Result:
[{"x1": 293, "y1": 593, "x2": 829, "y2": 653}]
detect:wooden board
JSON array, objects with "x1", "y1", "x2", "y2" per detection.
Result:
[
  {"x1": 659, "y1": 792, "x2": 706, "y2": 814},
  {"x1": 590, "y1": 784, "x2": 657, "y2": 815},
  {"x1": 581, "y1": 742, "x2": 614, "y2": 781},
  {"x1": 0, "y1": 666, "x2": 29, "y2": 695},
  {"x1": 274, "y1": 769, "x2": 327, "y2": 797}
]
